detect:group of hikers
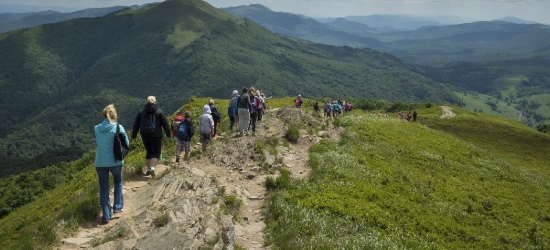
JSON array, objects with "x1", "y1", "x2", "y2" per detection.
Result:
[
  {"x1": 94, "y1": 96, "x2": 227, "y2": 224},
  {"x1": 93, "y1": 93, "x2": 418, "y2": 224},
  {"x1": 92, "y1": 89, "x2": 272, "y2": 224},
  {"x1": 307, "y1": 97, "x2": 354, "y2": 118},
  {"x1": 397, "y1": 110, "x2": 418, "y2": 121}
]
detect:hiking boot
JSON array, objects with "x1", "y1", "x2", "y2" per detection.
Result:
[
  {"x1": 100, "y1": 219, "x2": 109, "y2": 225},
  {"x1": 113, "y1": 209, "x2": 123, "y2": 213},
  {"x1": 175, "y1": 158, "x2": 180, "y2": 163},
  {"x1": 150, "y1": 169, "x2": 156, "y2": 177},
  {"x1": 144, "y1": 169, "x2": 151, "y2": 176}
]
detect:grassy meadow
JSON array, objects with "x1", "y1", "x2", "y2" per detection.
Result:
[{"x1": 265, "y1": 107, "x2": 550, "y2": 249}]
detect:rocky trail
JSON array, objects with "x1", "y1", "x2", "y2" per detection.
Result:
[{"x1": 57, "y1": 108, "x2": 342, "y2": 250}]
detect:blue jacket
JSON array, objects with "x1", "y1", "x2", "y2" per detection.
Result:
[{"x1": 95, "y1": 119, "x2": 130, "y2": 167}]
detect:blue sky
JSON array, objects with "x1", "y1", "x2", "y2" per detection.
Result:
[{"x1": 1, "y1": 0, "x2": 549, "y2": 24}]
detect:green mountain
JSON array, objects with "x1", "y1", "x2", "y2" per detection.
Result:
[{"x1": 0, "y1": 0, "x2": 459, "y2": 177}]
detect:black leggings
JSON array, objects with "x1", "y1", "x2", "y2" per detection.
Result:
[{"x1": 248, "y1": 113, "x2": 258, "y2": 133}]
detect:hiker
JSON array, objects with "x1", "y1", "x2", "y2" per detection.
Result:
[
  {"x1": 248, "y1": 88, "x2": 259, "y2": 136},
  {"x1": 256, "y1": 89, "x2": 266, "y2": 122},
  {"x1": 313, "y1": 102, "x2": 319, "y2": 112},
  {"x1": 171, "y1": 111, "x2": 184, "y2": 141},
  {"x1": 228, "y1": 90, "x2": 239, "y2": 133},
  {"x1": 94, "y1": 104, "x2": 128, "y2": 224},
  {"x1": 324, "y1": 101, "x2": 332, "y2": 117},
  {"x1": 176, "y1": 111, "x2": 194, "y2": 162},
  {"x1": 199, "y1": 105, "x2": 215, "y2": 152},
  {"x1": 406, "y1": 111, "x2": 412, "y2": 121},
  {"x1": 294, "y1": 95, "x2": 303, "y2": 109},
  {"x1": 131, "y1": 96, "x2": 171, "y2": 177},
  {"x1": 332, "y1": 101, "x2": 341, "y2": 117},
  {"x1": 237, "y1": 87, "x2": 251, "y2": 136},
  {"x1": 208, "y1": 99, "x2": 221, "y2": 137},
  {"x1": 413, "y1": 110, "x2": 418, "y2": 121}
]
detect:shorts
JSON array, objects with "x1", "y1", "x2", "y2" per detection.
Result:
[
  {"x1": 141, "y1": 136, "x2": 162, "y2": 159},
  {"x1": 176, "y1": 140, "x2": 191, "y2": 153}
]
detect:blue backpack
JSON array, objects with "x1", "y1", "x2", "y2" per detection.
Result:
[
  {"x1": 140, "y1": 110, "x2": 156, "y2": 135},
  {"x1": 228, "y1": 96, "x2": 239, "y2": 115},
  {"x1": 177, "y1": 123, "x2": 189, "y2": 141}
]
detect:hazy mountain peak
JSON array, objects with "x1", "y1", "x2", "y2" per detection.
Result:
[{"x1": 493, "y1": 16, "x2": 538, "y2": 24}]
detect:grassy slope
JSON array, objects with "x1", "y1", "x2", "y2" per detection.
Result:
[
  {"x1": 455, "y1": 92, "x2": 521, "y2": 121},
  {"x1": 266, "y1": 107, "x2": 550, "y2": 249},
  {"x1": 2, "y1": 98, "x2": 549, "y2": 249}
]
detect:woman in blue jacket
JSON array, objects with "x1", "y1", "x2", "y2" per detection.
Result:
[{"x1": 94, "y1": 104, "x2": 129, "y2": 224}]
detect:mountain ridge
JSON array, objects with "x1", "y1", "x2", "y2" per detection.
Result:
[{"x1": 1, "y1": 98, "x2": 549, "y2": 249}]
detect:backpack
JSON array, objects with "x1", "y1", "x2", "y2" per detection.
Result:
[
  {"x1": 237, "y1": 94, "x2": 248, "y2": 109},
  {"x1": 250, "y1": 97, "x2": 258, "y2": 114},
  {"x1": 177, "y1": 123, "x2": 189, "y2": 141},
  {"x1": 210, "y1": 105, "x2": 221, "y2": 121},
  {"x1": 114, "y1": 124, "x2": 129, "y2": 162},
  {"x1": 229, "y1": 96, "x2": 239, "y2": 115},
  {"x1": 140, "y1": 110, "x2": 156, "y2": 135},
  {"x1": 294, "y1": 99, "x2": 301, "y2": 106},
  {"x1": 171, "y1": 118, "x2": 183, "y2": 137},
  {"x1": 255, "y1": 98, "x2": 263, "y2": 111}
]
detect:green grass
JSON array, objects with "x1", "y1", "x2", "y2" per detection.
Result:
[
  {"x1": 455, "y1": 92, "x2": 521, "y2": 121},
  {"x1": 265, "y1": 108, "x2": 550, "y2": 249}
]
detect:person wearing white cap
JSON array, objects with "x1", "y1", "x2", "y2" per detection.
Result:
[{"x1": 294, "y1": 95, "x2": 303, "y2": 109}]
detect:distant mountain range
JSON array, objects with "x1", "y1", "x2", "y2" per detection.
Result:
[
  {"x1": 222, "y1": 5, "x2": 550, "y2": 64},
  {"x1": 0, "y1": 4, "x2": 151, "y2": 33}
]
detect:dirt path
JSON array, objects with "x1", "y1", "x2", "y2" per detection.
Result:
[
  {"x1": 58, "y1": 108, "x2": 343, "y2": 250},
  {"x1": 58, "y1": 165, "x2": 168, "y2": 249}
]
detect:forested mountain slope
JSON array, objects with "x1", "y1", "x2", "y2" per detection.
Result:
[{"x1": 0, "y1": 0, "x2": 459, "y2": 176}]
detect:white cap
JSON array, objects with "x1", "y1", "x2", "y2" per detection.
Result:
[
  {"x1": 298, "y1": 94, "x2": 301, "y2": 97},
  {"x1": 232, "y1": 90, "x2": 238, "y2": 95}
]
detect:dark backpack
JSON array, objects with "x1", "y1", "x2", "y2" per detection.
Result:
[
  {"x1": 140, "y1": 110, "x2": 156, "y2": 135},
  {"x1": 114, "y1": 124, "x2": 129, "y2": 162},
  {"x1": 237, "y1": 94, "x2": 249, "y2": 109},
  {"x1": 177, "y1": 123, "x2": 189, "y2": 141},
  {"x1": 210, "y1": 105, "x2": 221, "y2": 121}
]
